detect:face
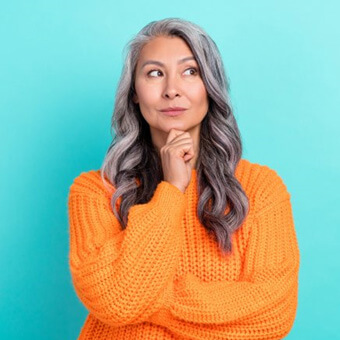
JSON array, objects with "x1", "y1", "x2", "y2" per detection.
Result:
[{"x1": 133, "y1": 35, "x2": 209, "y2": 149}]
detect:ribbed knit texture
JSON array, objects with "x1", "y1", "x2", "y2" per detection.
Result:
[{"x1": 67, "y1": 158, "x2": 299, "y2": 340}]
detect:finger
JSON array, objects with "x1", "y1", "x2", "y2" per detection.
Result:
[
  {"x1": 178, "y1": 143, "x2": 195, "y2": 158},
  {"x1": 167, "y1": 137, "x2": 193, "y2": 147},
  {"x1": 165, "y1": 128, "x2": 186, "y2": 145},
  {"x1": 184, "y1": 152, "x2": 194, "y2": 161}
]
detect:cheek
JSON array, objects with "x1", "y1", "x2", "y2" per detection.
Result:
[
  {"x1": 189, "y1": 83, "x2": 208, "y2": 105},
  {"x1": 136, "y1": 83, "x2": 160, "y2": 107}
]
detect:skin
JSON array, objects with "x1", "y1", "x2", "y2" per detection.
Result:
[{"x1": 133, "y1": 35, "x2": 209, "y2": 192}]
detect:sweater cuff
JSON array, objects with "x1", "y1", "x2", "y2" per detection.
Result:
[{"x1": 152, "y1": 181, "x2": 186, "y2": 209}]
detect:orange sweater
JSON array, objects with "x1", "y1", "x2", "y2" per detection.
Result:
[{"x1": 67, "y1": 158, "x2": 299, "y2": 340}]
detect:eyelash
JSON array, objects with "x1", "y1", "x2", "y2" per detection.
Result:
[{"x1": 147, "y1": 67, "x2": 198, "y2": 78}]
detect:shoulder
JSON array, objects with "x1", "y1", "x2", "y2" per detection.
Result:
[
  {"x1": 68, "y1": 169, "x2": 115, "y2": 199},
  {"x1": 235, "y1": 158, "x2": 291, "y2": 214}
]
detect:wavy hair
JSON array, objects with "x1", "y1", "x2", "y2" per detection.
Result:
[{"x1": 100, "y1": 17, "x2": 249, "y2": 254}]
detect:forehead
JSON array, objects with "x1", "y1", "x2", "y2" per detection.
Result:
[{"x1": 137, "y1": 36, "x2": 195, "y2": 64}]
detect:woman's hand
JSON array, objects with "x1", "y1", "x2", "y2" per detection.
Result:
[{"x1": 160, "y1": 128, "x2": 195, "y2": 193}]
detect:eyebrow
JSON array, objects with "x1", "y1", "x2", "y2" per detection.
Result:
[{"x1": 141, "y1": 56, "x2": 196, "y2": 69}]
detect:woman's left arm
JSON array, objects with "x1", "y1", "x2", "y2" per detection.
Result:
[{"x1": 148, "y1": 169, "x2": 300, "y2": 340}]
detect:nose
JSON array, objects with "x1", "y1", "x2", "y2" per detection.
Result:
[{"x1": 162, "y1": 73, "x2": 181, "y2": 99}]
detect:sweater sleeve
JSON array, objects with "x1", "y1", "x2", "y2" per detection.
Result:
[
  {"x1": 149, "y1": 167, "x2": 300, "y2": 340},
  {"x1": 67, "y1": 172, "x2": 186, "y2": 327}
]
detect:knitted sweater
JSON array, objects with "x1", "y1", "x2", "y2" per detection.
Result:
[{"x1": 67, "y1": 158, "x2": 299, "y2": 340}]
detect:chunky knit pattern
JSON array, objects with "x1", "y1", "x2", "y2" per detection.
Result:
[{"x1": 67, "y1": 158, "x2": 299, "y2": 340}]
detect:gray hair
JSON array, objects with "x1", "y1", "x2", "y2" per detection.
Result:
[{"x1": 100, "y1": 17, "x2": 249, "y2": 255}]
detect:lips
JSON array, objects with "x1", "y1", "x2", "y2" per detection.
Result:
[
  {"x1": 160, "y1": 107, "x2": 187, "y2": 112},
  {"x1": 160, "y1": 107, "x2": 187, "y2": 117}
]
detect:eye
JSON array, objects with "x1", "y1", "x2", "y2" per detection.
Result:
[
  {"x1": 147, "y1": 69, "x2": 163, "y2": 77},
  {"x1": 146, "y1": 67, "x2": 199, "y2": 78},
  {"x1": 183, "y1": 67, "x2": 198, "y2": 76}
]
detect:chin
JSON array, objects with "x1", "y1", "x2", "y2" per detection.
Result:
[
  {"x1": 165, "y1": 125, "x2": 188, "y2": 133},
  {"x1": 151, "y1": 123, "x2": 192, "y2": 137}
]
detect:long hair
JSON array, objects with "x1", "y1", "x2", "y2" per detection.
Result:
[{"x1": 100, "y1": 17, "x2": 249, "y2": 255}]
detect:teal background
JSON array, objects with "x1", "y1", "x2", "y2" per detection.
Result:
[{"x1": 1, "y1": 0, "x2": 339, "y2": 338}]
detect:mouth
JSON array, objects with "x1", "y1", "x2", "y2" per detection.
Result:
[
  {"x1": 160, "y1": 109, "x2": 187, "y2": 117},
  {"x1": 161, "y1": 110, "x2": 186, "y2": 117}
]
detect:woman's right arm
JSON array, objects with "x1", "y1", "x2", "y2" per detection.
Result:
[{"x1": 67, "y1": 171, "x2": 186, "y2": 328}]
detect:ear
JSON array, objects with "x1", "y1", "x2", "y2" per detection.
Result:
[{"x1": 132, "y1": 93, "x2": 139, "y2": 104}]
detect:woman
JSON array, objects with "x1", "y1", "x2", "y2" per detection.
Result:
[{"x1": 68, "y1": 18, "x2": 300, "y2": 340}]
